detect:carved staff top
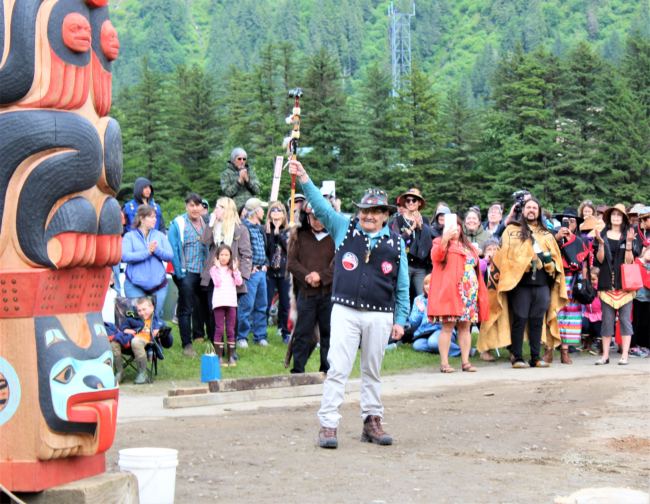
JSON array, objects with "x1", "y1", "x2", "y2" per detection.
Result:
[{"x1": 285, "y1": 87, "x2": 302, "y2": 225}]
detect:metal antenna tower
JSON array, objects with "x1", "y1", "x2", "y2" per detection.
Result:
[{"x1": 388, "y1": 1, "x2": 415, "y2": 95}]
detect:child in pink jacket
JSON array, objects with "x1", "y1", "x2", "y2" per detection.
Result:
[{"x1": 210, "y1": 244, "x2": 243, "y2": 366}]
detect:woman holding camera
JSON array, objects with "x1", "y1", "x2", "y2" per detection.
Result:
[{"x1": 550, "y1": 208, "x2": 589, "y2": 364}]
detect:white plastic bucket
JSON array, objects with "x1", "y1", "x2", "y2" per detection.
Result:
[{"x1": 118, "y1": 447, "x2": 178, "y2": 504}]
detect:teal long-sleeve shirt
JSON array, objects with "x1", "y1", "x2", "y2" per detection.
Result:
[{"x1": 300, "y1": 178, "x2": 409, "y2": 326}]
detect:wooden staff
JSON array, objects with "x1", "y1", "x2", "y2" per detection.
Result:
[{"x1": 286, "y1": 87, "x2": 302, "y2": 226}]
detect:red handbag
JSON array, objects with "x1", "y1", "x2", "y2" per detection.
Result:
[{"x1": 621, "y1": 263, "x2": 643, "y2": 291}]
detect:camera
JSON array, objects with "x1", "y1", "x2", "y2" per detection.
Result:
[{"x1": 512, "y1": 190, "x2": 530, "y2": 216}]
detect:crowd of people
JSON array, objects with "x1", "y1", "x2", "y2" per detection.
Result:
[{"x1": 107, "y1": 147, "x2": 650, "y2": 448}]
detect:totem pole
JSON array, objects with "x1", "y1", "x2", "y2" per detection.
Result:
[{"x1": 0, "y1": 0, "x2": 122, "y2": 492}]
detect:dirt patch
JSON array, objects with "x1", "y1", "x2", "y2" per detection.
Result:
[
  {"x1": 609, "y1": 435, "x2": 650, "y2": 453},
  {"x1": 107, "y1": 374, "x2": 650, "y2": 503}
]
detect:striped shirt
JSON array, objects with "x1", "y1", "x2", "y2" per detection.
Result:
[
  {"x1": 244, "y1": 219, "x2": 267, "y2": 267},
  {"x1": 182, "y1": 216, "x2": 207, "y2": 273}
]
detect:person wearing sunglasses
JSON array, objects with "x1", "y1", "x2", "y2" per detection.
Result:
[
  {"x1": 390, "y1": 188, "x2": 432, "y2": 306},
  {"x1": 221, "y1": 147, "x2": 262, "y2": 212}
]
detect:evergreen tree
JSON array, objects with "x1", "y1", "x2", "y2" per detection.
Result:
[
  {"x1": 172, "y1": 64, "x2": 220, "y2": 202},
  {"x1": 602, "y1": 31, "x2": 624, "y2": 63},
  {"x1": 219, "y1": 66, "x2": 255, "y2": 153},
  {"x1": 353, "y1": 63, "x2": 398, "y2": 191},
  {"x1": 593, "y1": 72, "x2": 648, "y2": 202},
  {"x1": 436, "y1": 87, "x2": 483, "y2": 208},
  {"x1": 490, "y1": 47, "x2": 562, "y2": 206},
  {"x1": 114, "y1": 58, "x2": 183, "y2": 202},
  {"x1": 248, "y1": 43, "x2": 284, "y2": 196},
  {"x1": 301, "y1": 48, "x2": 350, "y2": 188},
  {"x1": 470, "y1": 43, "x2": 498, "y2": 104},
  {"x1": 622, "y1": 33, "x2": 650, "y2": 120},
  {"x1": 393, "y1": 65, "x2": 440, "y2": 199},
  {"x1": 552, "y1": 42, "x2": 606, "y2": 203}
]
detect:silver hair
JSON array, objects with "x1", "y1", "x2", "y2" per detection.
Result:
[{"x1": 230, "y1": 147, "x2": 247, "y2": 163}]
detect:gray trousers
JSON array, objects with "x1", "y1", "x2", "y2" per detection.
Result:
[{"x1": 318, "y1": 304, "x2": 392, "y2": 428}]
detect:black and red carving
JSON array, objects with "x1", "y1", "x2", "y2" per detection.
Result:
[
  {"x1": 35, "y1": 313, "x2": 117, "y2": 452},
  {"x1": 0, "y1": 0, "x2": 122, "y2": 492},
  {"x1": 90, "y1": 7, "x2": 119, "y2": 116},
  {"x1": 0, "y1": 1, "x2": 40, "y2": 104}
]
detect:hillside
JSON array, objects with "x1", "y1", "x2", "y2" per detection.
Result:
[{"x1": 108, "y1": 0, "x2": 649, "y2": 95}]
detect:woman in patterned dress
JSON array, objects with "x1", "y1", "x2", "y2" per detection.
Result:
[
  {"x1": 427, "y1": 220, "x2": 489, "y2": 373},
  {"x1": 551, "y1": 208, "x2": 589, "y2": 364}
]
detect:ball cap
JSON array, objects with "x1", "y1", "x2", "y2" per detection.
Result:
[{"x1": 244, "y1": 197, "x2": 268, "y2": 212}]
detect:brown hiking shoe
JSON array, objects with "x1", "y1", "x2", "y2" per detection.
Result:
[
  {"x1": 361, "y1": 415, "x2": 393, "y2": 445},
  {"x1": 318, "y1": 426, "x2": 338, "y2": 449}
]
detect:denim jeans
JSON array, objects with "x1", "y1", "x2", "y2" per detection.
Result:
[
  {"x1": 237, "y1": 271, "x2": 268, "y2": 342},
  {"x1": 412, "y1": 329, "x2": 461, "y2": 356},
  {"x1": 408, "y1": 266, "x2": 429, "y2": 305},
  {"x1": 123, "y1": 278, "x2": 168, "y2": 320},
  {"x1": 173, "y1": 273, "x2": 208, "y2": 348}
]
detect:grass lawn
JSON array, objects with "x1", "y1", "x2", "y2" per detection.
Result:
[{"x1": 120, "y1": 324, "x2": 466, "y2": 384}]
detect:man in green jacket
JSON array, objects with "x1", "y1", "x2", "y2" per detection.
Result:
[{"x1": 221, "y1": 147, "x2": 261, "y2": 212}]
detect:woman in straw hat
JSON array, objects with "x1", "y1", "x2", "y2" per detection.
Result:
[
  {"x1": 391, "y1": 187, "x2": 432, "y2": 304},
  {"x1": 593, "y1": 204, "x2": 640, "y2": 365}
]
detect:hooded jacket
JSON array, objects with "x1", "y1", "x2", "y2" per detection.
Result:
[
  {"x1": 122, "y1": 228, "x2": 173, "y2": 291},
  {"x1": 123, "y1": 177, "x2": 165, "y2": 234}
]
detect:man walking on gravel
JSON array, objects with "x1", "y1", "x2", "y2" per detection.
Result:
[{"x1": 289, "y1": 160, "x2": 408, "y2": 449}]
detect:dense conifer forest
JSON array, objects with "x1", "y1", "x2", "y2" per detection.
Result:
[{"x1": 110, "y1": 0, "x2": 650, "y2": 217}]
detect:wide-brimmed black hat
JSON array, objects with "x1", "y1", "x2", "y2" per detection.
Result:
[
  {"x1": 554, "y1": 207, "x2": 583, "y2": 226},
  {"x1": 354, "y1": 189, "x2": 397, "y2": 213}
]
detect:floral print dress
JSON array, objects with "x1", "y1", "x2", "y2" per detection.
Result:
[{"x1": 433, "y1": 250, "x2": 479, "y2": 323}]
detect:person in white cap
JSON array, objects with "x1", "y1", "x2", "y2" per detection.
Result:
[{"x1": 236, "y1": 197, "x2": 269, "y2": 348}]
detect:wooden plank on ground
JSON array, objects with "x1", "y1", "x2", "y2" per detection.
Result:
[{"x1": 207, "y1": 372, "x2": 325, "y2": 393}]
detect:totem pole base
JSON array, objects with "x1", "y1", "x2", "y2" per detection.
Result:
[
  {"x1": 0, "y1": 454, "x2": 106, "y2": 493},
  {"x1": 8, "y1": 471, "x2": 139, "y2": 504}
]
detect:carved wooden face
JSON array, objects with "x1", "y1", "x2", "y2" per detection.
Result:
[
  {"x1": 62, "y1": 12, "x2": 91, "y2": 53},
  {"x1": 100, "y1": 20, "x2": 119, "y2": 61}
]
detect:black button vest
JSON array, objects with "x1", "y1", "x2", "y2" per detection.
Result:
[{"x1": 331, "y1": 219, "x2": 401, "y2": 312}]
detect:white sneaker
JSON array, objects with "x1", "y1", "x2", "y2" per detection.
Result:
[
  {"x1": 256, "y1": 339, "x2": 269, "y2": 347},
  {"x1": 237, "y1": 339, "x2": 249, "y2": 349}
]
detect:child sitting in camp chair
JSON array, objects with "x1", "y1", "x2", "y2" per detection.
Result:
[{"x1": 111, "y1": 297, "x2": 167, "y2": 384}]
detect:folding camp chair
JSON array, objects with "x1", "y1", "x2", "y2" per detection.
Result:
[{"x1": 114, "y1": 296, "x2": 171, "y2": 383}]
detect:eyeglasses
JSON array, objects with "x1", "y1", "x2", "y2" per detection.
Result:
[
  {"x1": 236, "y1": 157, "x2": 247, "y2": 161},
  {"x1": 404, "y1": 197, "x2": 419, "y2": 204},
  {"x1": 270, "y1": 207, "x2": 283, "y2": 213}
]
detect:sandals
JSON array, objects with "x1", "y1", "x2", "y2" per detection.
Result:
[
  {"x1": 439, "y1": 364, "x2": 456, "y2": 373},
  {"x1": 461, "y1": 363, "x2": 477, "y2": 372},
  {"x1": 479, "y1": 351, "x2": 496, "y2": 362}
]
